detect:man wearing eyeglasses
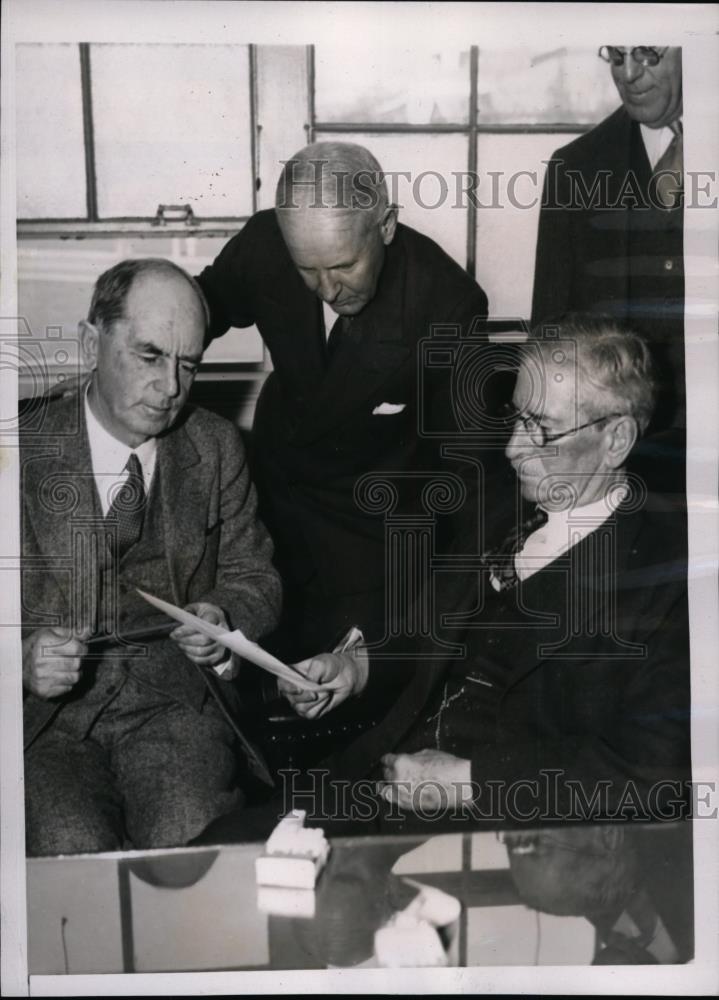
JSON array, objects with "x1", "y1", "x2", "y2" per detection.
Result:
[
  {"x1": 531, "y1": 46, "x2": 685, "y2": 492},
  {"x1": 265, "y1": 314, "x2": 691, "y2": 829}
]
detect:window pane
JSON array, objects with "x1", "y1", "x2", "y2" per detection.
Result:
[
  {"x1": 16, "y1": 44, "x2": 87, "y2": 218},
  {"x1": 315, "y1": 132, "x2": 469, "y2": 269},
  {"x1": 17, "y1": 235, "x2": 264, "y2": 387},
  {"x1": 477, "y1": 47, "x2": 618, "y2": 124},
  {"x1": 91, "y1": 44, "x2": 253, "y2": 219},
  {"x1": 315, "y1": 48, "x2": 470, "y2": 124},
  {"x1": 474, "y1": 133, "x2": 567, "y2": 319}
]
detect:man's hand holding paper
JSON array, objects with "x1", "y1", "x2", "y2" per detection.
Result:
[
  {"x1": 170, "y1": 602, "x2": 238, "y2": 679},
  {"x1": 279, "y1": 650, "x2": 369, "y2": 719},
  {"x1": 137, "y1": 589, "x2": 324, "y2": 693}
]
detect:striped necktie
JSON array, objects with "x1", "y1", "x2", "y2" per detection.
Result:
[
  {"x1": 653, "y1": 119, "x2": 683, "y2": 209},
  {"x1": 106, "y1": 452, "x2": 146, "y2": 559},
  {"x1": 480, "y1": 506, "x2": 548, "y2": 591}
]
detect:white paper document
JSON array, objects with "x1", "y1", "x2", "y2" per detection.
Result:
[{"x1": 136, "y1": 589, "x2": 324, "y2": 692}]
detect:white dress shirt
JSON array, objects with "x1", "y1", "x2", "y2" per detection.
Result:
[
  {"x1": 640, "y1": 119, "x2": 682, "y2": 170},
  {"x1": 515, "y1": 486, "x2": 628, "y2": 582},
  {"x1": 84, "y1": 389, "x2": 156, "y2": 515},
  {"x1": 322, "y1": 300, "x2": 339, "y2": 340}
]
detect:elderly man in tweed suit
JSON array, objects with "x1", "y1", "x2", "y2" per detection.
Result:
[{"x1": 21, "y1": 258, "x2": 281, "y2": 856}]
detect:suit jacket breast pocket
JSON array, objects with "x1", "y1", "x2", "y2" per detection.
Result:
[{"x1": 366, "y1": 401, "x2": 412, "y2": 448}]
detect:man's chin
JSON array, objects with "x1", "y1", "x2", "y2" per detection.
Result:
[
  {"x1": 134, "y1": 408, "x2": 176, "y2": 438},
  {"x1": 518, "y1": 478, "x2": 540, "y2": 503},
  {"x1": 622, "y1": 97, "x2": 667, "y2": 126},
  {"x1": 332, "y1": 296, "x2": 370, "y2": 317}
]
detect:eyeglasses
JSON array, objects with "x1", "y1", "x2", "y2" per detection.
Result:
[
  {"x1": 501, "y1": 402, "x2": 623, "y2": 448},
  {"x1": 598, "y1": 46, "x2": 666, "y2": 68}
]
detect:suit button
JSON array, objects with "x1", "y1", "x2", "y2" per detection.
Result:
[
  {"x1": 106, "y1": 685, "x2": 116, "y2": 695},
  {"x1": 664, "y1": 259, "x2": 674, "y2": 271}
]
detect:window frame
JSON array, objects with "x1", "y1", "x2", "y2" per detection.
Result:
[
  {"x1": 309, "y1": 44, "x2": 599, "y2": 279},
  {"x1": 16, "y1": 41, "x2": 259, "y2": 237},
  {"x1": 16, "y1": 41, "x2": 610, "y2": 380}
]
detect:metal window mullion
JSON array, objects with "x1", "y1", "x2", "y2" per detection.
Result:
[
  {"x1": 306, "y1": 44, "x2": 316, "y2": 144},
  {"x1": 250, "y1": 44, "x2": 271, "y2": 372},
  {"x1": 314, "y1": 121, "x2": 470, "y2": 135},
  {"x1": 466, "y1": 45, "x2": 479, "y2": 278},
  {"x1": 475, "y1": 123, "x2": 590, "y2": 135},
  {"x1": 16, "y1": 219, "x2": 251, "y2": 239},
  {"x1": 79, "y1": 43, "x2": 99, "y2": 222},
  {"x1": 313, "y1": 122, "x2": 591, "y2": 135},
  {"x1": 249, "y1": 44, "x2": 259, "y2": 216}
]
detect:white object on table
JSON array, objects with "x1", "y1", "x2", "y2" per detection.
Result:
[{"x1": 255, "y1": 810, "x2": 330, "y2": 890}]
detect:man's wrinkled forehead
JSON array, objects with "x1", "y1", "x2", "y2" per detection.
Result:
[
  {"x1": 277, "y1": 201, "x2": 374, "y2": 240},
  {"x1": 121, "y1": 272, "x2": 206, "y2": 347}
]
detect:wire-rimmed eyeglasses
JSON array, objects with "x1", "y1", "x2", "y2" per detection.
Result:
[
  {"x1": 501, "y1": 402, "x2": 623, "y2": 448},
  {"x1": 598, "y1": 46, "x2": 667, "y2": 68}
]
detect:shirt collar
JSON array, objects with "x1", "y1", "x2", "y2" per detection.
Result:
[
  {"x1": 533, "y1": 480, "x2": 629, "y2": 545},
  {"x1": 541, "y1": 483, "x2": 627, "y2": 527},
  {"x1": 640, "y1": 116, "x2": 683, "y2": 170}
]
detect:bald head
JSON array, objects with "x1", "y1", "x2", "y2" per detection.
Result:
[
  {"x1": 275, "y1": 142, "x2": 398, "y2": 317},
  {"x1": 276, "y1": 141, "x2": 390, "y2": 221}
]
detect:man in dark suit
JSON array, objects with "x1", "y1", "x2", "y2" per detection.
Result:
[
  {"x1": 21, "y1": 258, "x2": 281, "y2": 855},
  {"x1": 531, "y1": 47, "x2": 685, "y2": 488},
  {"x1": 197, "y1": 141, "x2": 491, "y2": 663},
  {"x1": 277, "y1": 315, "x2": 691, "y2": 826}
]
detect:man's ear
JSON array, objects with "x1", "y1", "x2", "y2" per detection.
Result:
[
  {"x1": 605, "y1": 414, "x2": 638, "y2": 468},
  {"x1": 379, "y1": 204, "x2": 398, "y2": 245},
  {"x1": 78, "y1": 319, "x2": 100, "y2": 371}
]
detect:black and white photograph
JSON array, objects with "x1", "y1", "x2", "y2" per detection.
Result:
[{"x1": 1, "y1": 1, "x2": 717, "y2": 995}]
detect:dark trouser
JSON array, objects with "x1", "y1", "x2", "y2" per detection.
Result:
[{"x1": 24, "y1": 676, "x2": 243, "y2": 856}]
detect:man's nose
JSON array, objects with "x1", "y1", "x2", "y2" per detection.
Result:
[
  {"x1": 505, "y1": 419, "x2": 533, "y2": 462},
  {"x1": 620, "y1": 51, "x2": 644, "y2": 84},
  {"x1": 156, "y1": 359, "x2": 180, "y2": 398},
  {"x1": 317, "y1": 270, "x2": 341, "y2": 303}
]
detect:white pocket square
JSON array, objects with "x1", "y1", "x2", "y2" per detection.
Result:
[{"x1": 373, "y1": 402, "x2": 406, "y2": 415}]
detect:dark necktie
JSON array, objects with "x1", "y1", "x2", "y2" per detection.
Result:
[
  {"x1": 326, "y1": 313, "x2": 348, "y2": 361},
  {"x1": 480, "y1": 505, "x2": 548, "y2": 591},
  {"x1": 653, "y1": 119, "x2": 683, "y2": 209},
  {"x1": 106, "y1": 452, "x2": 146, "y2": 559}
]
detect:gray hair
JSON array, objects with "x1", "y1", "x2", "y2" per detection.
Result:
[
  {"x1": 275, "y1": 141, "x2": 390, "y2": 224},
  {"x1": 87, "y1": 258, "x2": 210, "y2": 333},
  {"x1": 528, "y1": 313, "x2": 658, "y2": 434}
]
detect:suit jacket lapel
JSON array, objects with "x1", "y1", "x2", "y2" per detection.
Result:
[
  {"x1": 602, "y1": 108, "x2": 636, "y2": 316},
  {"x1": 156, "y1": 415, "x2": 208, "y2": 606},
  {"x1": 261, "y1": 285, "x2": 328, "y2": 398},
  {"x1": 23, "y1": 398, "x2": 100, "y2": 620}
]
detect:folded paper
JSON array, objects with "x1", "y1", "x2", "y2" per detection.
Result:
[{"x1": 136, "y1": 589, "x2": 323, "y2": 692}]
